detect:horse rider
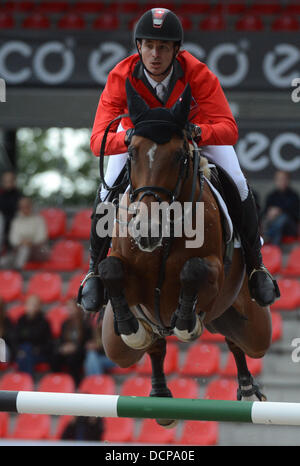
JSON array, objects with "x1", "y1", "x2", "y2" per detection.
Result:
[{"x1": 79, "y1": 7, "x2": 280, "y2": 313}]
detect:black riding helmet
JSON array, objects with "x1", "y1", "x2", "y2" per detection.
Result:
[
  {"x1": 134, "y1": 8, "x2": 183, "y2": 44},
  {"x1": 134, "y1": 8, "x2": 183, "y2": 77}
]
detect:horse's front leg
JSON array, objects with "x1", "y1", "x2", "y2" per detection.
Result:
[
  {"x1": 171, "y1": 256, "x2": 221, "y2": 342},
  {"x1": 99, "y1": 256, "x2": 154, "y2": 351}
]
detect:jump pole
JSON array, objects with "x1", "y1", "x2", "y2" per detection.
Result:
[{"x1": 1, "y1": 391, "x2": 300, "y2": 426}]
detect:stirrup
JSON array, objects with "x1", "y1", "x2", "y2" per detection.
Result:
[
  {"x1": 248, "y1": 265, "x2": 280, "y2": 307},
  {"x1": 77, "y1": 271, "x2": 102, "y2": 311}
]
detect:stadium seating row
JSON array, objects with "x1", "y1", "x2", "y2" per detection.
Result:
[
  {"x1": 0, "y1": 411, "x2": 219, "y2": 445},
  {"x1": 1, "y1": 10, "x2": 299, "y2": 31}
]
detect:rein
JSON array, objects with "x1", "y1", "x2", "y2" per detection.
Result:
[{"x1": 99, "y1": 115, "x2": 204, "y2": 335}]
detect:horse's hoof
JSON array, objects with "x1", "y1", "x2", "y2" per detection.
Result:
[
  {"x1": 237, "y1": 375, "x2": 267, "y2": 401},
  {"x1": 120, "y1": 319, "x2": 154, "y2": 350},
  {"x1": 156, "y1": 419, "x2": 179, "y2": 429},
  {"x1": 173, "y1": 314, "x2": 203, "y2": 342}
]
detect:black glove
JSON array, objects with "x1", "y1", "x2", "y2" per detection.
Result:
[
  {"x1": 185, "y1": 123, "x2": 202, "y2": 143},
  {"x1": 125, "y1": 128, "x2": 135, "y2": 146}
]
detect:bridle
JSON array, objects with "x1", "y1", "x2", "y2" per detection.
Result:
[{"x1": 98, "y1": 115, "x2": 204, "y2": 335}]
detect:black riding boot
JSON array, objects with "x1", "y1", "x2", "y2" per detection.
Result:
[
  {"x1": 78, "y1": 197, "x2": 112, "y2": 313},
  {"x1": 239, "y1": 188, "x2": 280, "y2": 307}
]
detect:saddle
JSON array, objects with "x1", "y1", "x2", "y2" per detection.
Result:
[{"x1": 205, "y1": 161, "x2": 245, "y2": 273}]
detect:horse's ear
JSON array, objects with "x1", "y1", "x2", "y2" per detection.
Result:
[
  {"x1": 171, "y1": 84, "x2": 192, "y2": 128},
  {"x1": 125, "y1": 78, "x2": 150, "y2": 125}
]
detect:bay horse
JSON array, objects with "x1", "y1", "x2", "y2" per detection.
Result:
[{"x1": 98, "y1": 79, "x2": 271, "y2": 428}]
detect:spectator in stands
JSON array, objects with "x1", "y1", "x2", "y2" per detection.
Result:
[
  {"x1": 263, "y1": 170, "x2": 300, "y2": 245},
  {"x1": 51, "y1": 298, "x2": 93, "y2": 385},
  {"x1": 0, "y1": 171, "x2": 22, "y2": 251},
  {"x1": 14, "y1": 294, "x2": 53, "y2": 375},
  {"x1": 61, "y1": 416, "x2": 104, "y2": 441},
  {"x1": 0, "y1": 196, "x2": 49, "y2": 269},
  {"x1": 84, "y1": 317, "x2": 116, "y2": 376},
  {"x1": 0, "y1": 297, "x2": 15, "y2": 363}
]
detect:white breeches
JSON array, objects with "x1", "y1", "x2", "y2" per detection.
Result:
[{"x1": 100, "y1": 145, "x2": 248, "y2": 202}]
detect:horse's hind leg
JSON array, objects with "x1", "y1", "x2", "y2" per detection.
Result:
[
  {"x1": 225, "y1": 338, "x2": 267, "y2": 401},
  {"x1": 147, "y1": 338, "x2": 178, "y2": 429}
]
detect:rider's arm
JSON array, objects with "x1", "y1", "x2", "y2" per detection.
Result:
[
  {"x1": 184, "y1": 56, "x2": 238, "y2": 146},
  {"x1": 90, "y1": 72, "x2": 130, "y2": 157},
  {"x1": 192, "y1": 68, "x2": 238, "y2": 145}
]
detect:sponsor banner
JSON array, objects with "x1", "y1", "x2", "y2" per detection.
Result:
[
  {"x1": 0, "y1": 31, "x2": 299, "y2": 90},
  {"x1": 236, "y1": 128, "x2": 300, "y2": 178}
]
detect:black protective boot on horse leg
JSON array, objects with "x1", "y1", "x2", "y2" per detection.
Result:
[{"x1": 240, "y1": 187, "x2": 280, "y2": 307}]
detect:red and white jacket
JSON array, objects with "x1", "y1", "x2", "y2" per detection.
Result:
[{"x1": 90, "y1": 50, "x2": 238, "y2": 156}]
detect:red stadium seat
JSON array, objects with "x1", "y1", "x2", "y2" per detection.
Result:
[
  {"x1": 180, "y1": 343, "x2": 220, "y2": 377},
  {"x1": 248, "y1": 1, "x2": 282, "y2": 15},
  {"x1": 66, "y1": 209, "x2": 92, "y2": 240},
  {"x1": 271, "y1": 14, "x2": 300, "y2": 31},
  {"x1": 0, "y1": 270, "x2": 23, "y2": 302},
  {"x1": 26, "y1": 272, "x2": 62, "y2": 303},
  {"x1": 93, "y1": 13, "x2": 119, "y2": 30},
  {"x1": 10, "y1": 414, "x2": 51, "y2": 440},
  {"x1": 42, "y1": 240, "x2": 83, "y2": 272},
  {"x1": 200, "y1": 14, "x2": 226, "y2": 30},
  {"x1": 204, "y1": 378, "x2": 238, "y2": 401},
  {"x1": 0, "y1": 412, "x2": 9, "y2": 438},
  {"x1": 281, "y1": 247, "x2": 300, "y2": 277},
  {"x1": 168, "y1": 377, "x2": 199, "y2": 399},
  {"x1": 178, "y1": 2, "x2": 210, "y2": 14},
  {"x1": 271, "y1": 312, "x2": 283, "y2": 342},
  {"x1": 219, "y1": 352, "x2": 263, "y2": 377},
  {"x1": 2, "y1": 1, "x2": 35, "y2": 12},
  {"x1": 235, "y1": 14, "x2": 264, "y2": 31},
  {"x1": 37, "y1": 373, "x2": 75, "y2": 393},
  {"x1": 136, "y1": 418, "x2": 177, "y2": 444},
  {"x1": 40, "y1": 208, "x2": 67, "y2": 239},
  {"x1": 78, "y1": 375, "x2": 116, "y2": 395},
  {"x1": 46, "y1": 305, "x2": 70, "y2": 338},
  {"x1": 178, "y1": 420, "x2": 219, "y2": 445},
  {"x1": 0, "y1": 12, "x2": 15, "y2": 28},
  {"x1": 285, "y1": 4, "x2": 300, "y2": 15},
  {"x1": 136, "y1": 343, "x2": 178, "y2": 375},
  {"x1": 73, "y1": 1, "x2": 105, "y2": 13},
  {"x1": 62, "y1": 272, "x2": 85, "y2": 302},
  {"x1": 120, "y1": 376, "x2": 151, "y2": 397},
  {"x1": 6, "y1": 304, "x2": 25, "y2": 324},
  {"x1": 53, "y1": 415, "x2": 74, "y2": 439},
  {"x1": 261, "y1": 244, "x2": 282, "y2": 275},
  {"x1": 58, "y1": 13, "x2": 86, "y2": 29},
  {"x1": 0, "y1": 372, "x2": 34, "y2": 391},
  {"x1": 177, "y1": 14, "x2": 193, "y2": 30},
  {"x1": 36, "y1": 1, "x2": 69, "y2": 13},
  {"x1": 103, "y1": 417, "x2": 134, "y2": 443},
  {"x1": 271, "y1": 278, "x2": 300, "y2": 311},
  {"x1": 22, "y1": 12, "x2": 51, "y2": 29}
]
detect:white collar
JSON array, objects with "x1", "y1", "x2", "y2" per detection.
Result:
[{"x1": 144, "y1": 66, "x2": 173, "y2": 90}]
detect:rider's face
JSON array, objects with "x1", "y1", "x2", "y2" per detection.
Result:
[{"x1": 137, "y1": 39, "x2": 178, "y2": 81}]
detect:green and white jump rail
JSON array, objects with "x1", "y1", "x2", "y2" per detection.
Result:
[{"x1": 1, "y1": 391, "x2": 300, "y2": 426}]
